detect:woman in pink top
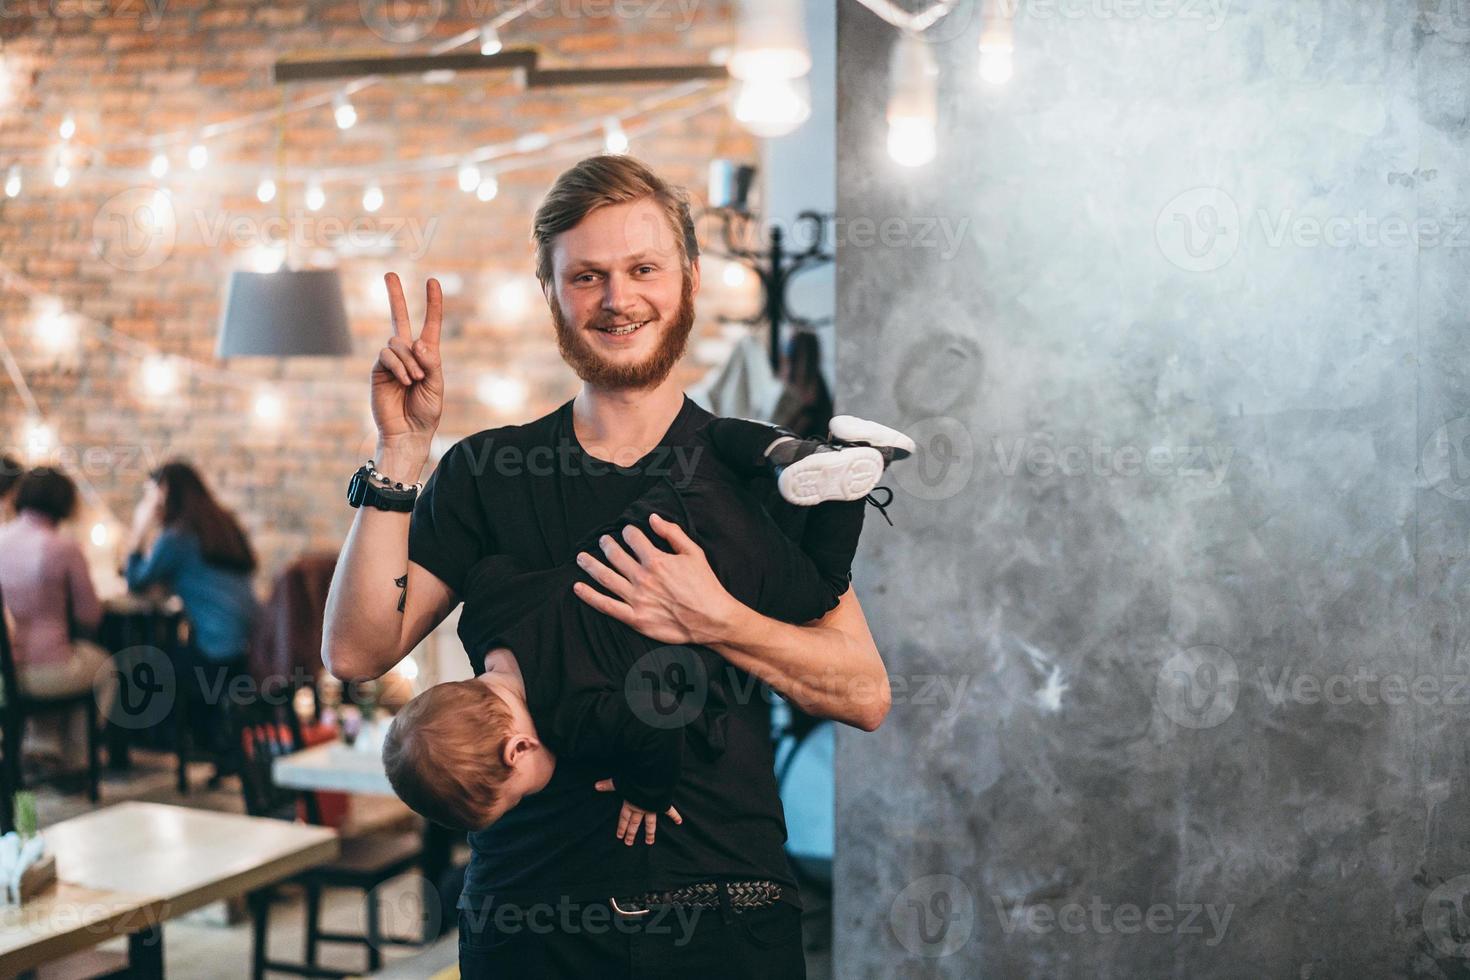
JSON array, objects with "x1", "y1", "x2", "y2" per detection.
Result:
[{"x1": 0, "y1": 468, "x2": 115, "y2": 759}]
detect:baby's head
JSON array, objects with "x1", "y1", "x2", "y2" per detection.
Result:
[{"x1": 382, "y1": 670, "x2": 554, "y2": 832}]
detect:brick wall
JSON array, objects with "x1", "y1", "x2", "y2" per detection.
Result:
[{"x1": 0, "y1": 0, "x2": 760, "y2": 594}]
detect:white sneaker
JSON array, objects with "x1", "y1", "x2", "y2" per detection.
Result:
[
  {"x1": 827, "y1": 415, "x2": 916, "y2": 462},
  {"x1": 775, "y1": 444, "x2": 886, "y2": 506}
]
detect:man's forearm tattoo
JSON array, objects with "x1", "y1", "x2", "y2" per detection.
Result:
[{"x1": 395, "y1": 573, "x2": 407, "y2": 613}]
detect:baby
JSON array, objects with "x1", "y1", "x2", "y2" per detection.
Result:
[{"x1": 382, "y1": 414, "x2": 912, "y2": 843}]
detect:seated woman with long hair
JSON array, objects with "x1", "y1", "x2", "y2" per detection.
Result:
[{"x1": 124, "y1": 461, "x2": 261, "y2": 777}]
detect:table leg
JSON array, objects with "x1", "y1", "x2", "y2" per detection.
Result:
[{"x1": 128, "y1": 923, "x2": 165, "y2": 978}]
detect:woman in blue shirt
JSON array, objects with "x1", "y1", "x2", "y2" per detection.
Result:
[{"x1": 124, "y1": 461, "x2": 261, "y2": 780}]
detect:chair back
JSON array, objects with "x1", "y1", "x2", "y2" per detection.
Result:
[
  {"x1": 0, "y1": 584, "x2": 22, "y2": 713},
  {"x1": 235, "y1": 697, "x2": 319, "y2": 824}
]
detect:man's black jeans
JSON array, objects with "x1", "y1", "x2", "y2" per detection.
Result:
[{"x1": 457, "y1": 895, "x2": 806, "y2": 979}]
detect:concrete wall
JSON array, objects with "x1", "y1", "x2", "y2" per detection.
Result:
[{"x1": 834, "y1": 0, "x2": 1470, "y2": 975}]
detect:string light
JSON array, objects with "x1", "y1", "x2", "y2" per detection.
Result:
[
  {"x1": 457, "y1": 161, "x2": 481, "y2": 193},
  {"x1": 886, "y1": 33, "x2": 938, "y2": 167},
  {"x1": 90, "y1": 522, "x2": 111, "y2": 547},
  {"x1": 188, "y1": 143, "x2": 208, "y2": 170},
  {"x1": 148, "y1": 150, "x2": 169, "y2": 179},
  {"x1": 722, "y1": 262, "x2": 748, "y2": 287},
  {"x1": 476, "y1": 173, "x2": 499, "y2": 202},
  {"x1": 34, "y1": 309, "x2": 78, "y2": 356},
  {"x1": 256, "y1": 175, "x2": 276, "y2": 203},
  {"x1": 253, "y1": 387, "x2": 284, "y2": 423},
  {"x1": 602, "y1": 117, "x2": 629, "y2": 154},
  {"x1": 479, "y1": 25, "x2": 503, "y2": 55},
  {"x1": 476, "y1": 373, "x2": 527, "y2": 412},
  {"x1": 140, "y1": 355, "x2": 180, "y2": 397},
  {"x1": 305, "y1": 179, "x2": 325, "y2": 211},
  {"x1": 52, "y1": 163, "x2": 71, "y2": 188},
  {"x1": 58, "y1": 113, "x2": 75, "y2": 140},
  {"x1": 494, "y1": 278, "x2": 532, "y2": 320},
  {"x1": 22, "y1": 417, "x2": 56, "y2": 461},
  {"x1": 362, "y1": 183, "x2": 383, "y2": 212},
  {"x1": 4, "y1": 165, "x2": 19, "y2": 198},
  {"x1": 333, "y1": 93, "x2": 357, "y2": 130}
]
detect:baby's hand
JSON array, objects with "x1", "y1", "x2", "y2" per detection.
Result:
[{"x1": 595, "y1": 778, "x2": 684, "y2": 846}]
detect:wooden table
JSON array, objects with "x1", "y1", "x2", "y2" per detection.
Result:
[
  {"x1": 274, "y1": 742, "x2": 456, "y2": 941},
  {"x1": 0, "y1": 801, "x2": 338, "y2": 978}
]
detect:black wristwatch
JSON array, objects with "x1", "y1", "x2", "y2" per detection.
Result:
[{"x1": 347, "y1": 463, "x2": 421, "y2": 512}]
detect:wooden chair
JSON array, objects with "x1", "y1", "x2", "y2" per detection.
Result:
[
  {"x1": 236, "y1": 698, "x2": 425, "y2": 979},
  {"x1": 0, "y1": 583, "x2": 101, "y2": 803}
]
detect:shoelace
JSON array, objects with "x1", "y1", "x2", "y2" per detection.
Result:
[{"x1": 864, "y1": 485, "x2": 895, "y2": 526}]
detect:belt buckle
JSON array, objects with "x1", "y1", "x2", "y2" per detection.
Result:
[{"x1": 610, "y1": 896, "x2": 651, "y2": 917}]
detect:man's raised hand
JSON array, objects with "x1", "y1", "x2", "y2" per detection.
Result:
[{"x1": 371, "y1": 273, "x2": 444, "y2": 456}]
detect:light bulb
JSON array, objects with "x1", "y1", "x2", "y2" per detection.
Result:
[
  {"x1": 603, "y1": 118, "x2": 629, "y2": 155},
  {"x1": 140, "y1": 355, "x2": 179, "y2": 397},
  {"x1": 256, "y1": 176, "x2": 276, "y2": 203},
  {"x1": 887, "y1": 34, "x2": 939, "y2": 167},
  {"x1": 480, "y1": 25, "x2": 502, "y2": 55},
  {"x1": 188, "y1": 143, "x2": 208, "y2": 170},
  {"x1": 149, "y1": 152, "x2": 169, "y2": 178},
  {"x1": 52, "y1": 164, "x2": 71, "y2": 188},
  {"x1": 334, "y1": 93, "x2": 357, "y2": 130},
  {"x1": 495, "y1": 279, "x2": 530, "y2": 319},
  {"x1": 476, "y1": 174, "x2": 499, "y2": 202},
  {"x1": 395, "y1": 657, "x2": 420, "y2": 681},
  {"x1": 4, "y1": 165, "x2": 19, "y2": 198},
  {"x1": 35, "y1": 313, "x2": 77, "y2": 355},
  {"x1": 458, "y1": 162, "x2": 481, "y2": 193},
  {"x1": 90, "y1": 522, "x2": 110, "y2": 547},
  {"x1": 362, "y1": 183, "x2": 383, "y2": 212},
  {"x1": 247, "y1": 243, "x2": 285, "y2": 274},
  {"x1": 253, "y1": 388, "x2": 284, "y2": 423},
  {"x1": 476, "y1": 373, "x2": 527, "y2": 412},
  {"x1": 23, "y1": 417, "x2": 56, "y2": 458},
  {"x1": 59, "y1": 113, "x2": 75, "y2": 140},
  {"x1": 722, "y1": 262, "x2": 747, "y2": 287},
  {"x1": 306, "y1": 180, "x2": 325, "y2": 211},
  {"x1": 978, "y1": 13, "x2": 1016, "y2": 86},
  {"x1": 730, "y1": 76, "x2": 811, "y2": 138}
]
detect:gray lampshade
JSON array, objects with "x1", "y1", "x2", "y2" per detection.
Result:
[{"x1": 216, "y1": 268, "x2": 353, "y2": 357}]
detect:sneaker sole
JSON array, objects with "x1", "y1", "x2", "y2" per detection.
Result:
[
  {"x1": 828, "y1": 415, "x2": 916, "y2": 459},
  {"x1": 778, "y1": 446, "x2": 885, "y2": 505}
]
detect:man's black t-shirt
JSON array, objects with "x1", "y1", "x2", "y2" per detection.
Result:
[{"x1": 408, "y1": 395, "x2": 800, "y2": 907}]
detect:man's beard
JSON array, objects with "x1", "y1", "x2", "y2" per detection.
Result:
[{"x1": 550, "y1": 273, "x2": 696, "y2": 391}]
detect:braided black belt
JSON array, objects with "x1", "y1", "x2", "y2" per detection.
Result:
[{"x1": 610, "y1": 879, "x2": 785, "y2": 915}]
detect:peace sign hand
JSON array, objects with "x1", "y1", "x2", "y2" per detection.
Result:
[{"x1": 372, "y1": 273, "x2": 444, "y2": 454}]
